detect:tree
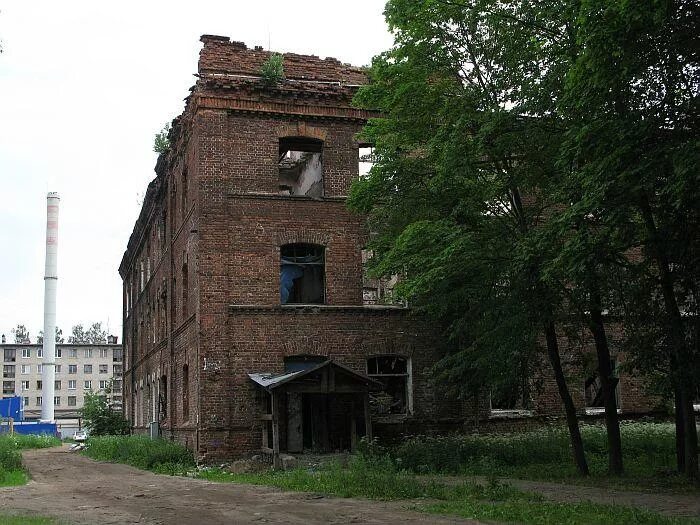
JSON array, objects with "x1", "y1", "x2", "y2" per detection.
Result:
[
  {"x1": 350, "y1": 0, "x2": 591, "y2": 475},
  {"x1": 11, "y1": 324, "x2": 30, "y2": 344},
  {"x1": 558, "y1": 0, "x2": 699, "y2": 479},
  {"x1": 153, "y1": 123, "x2": 171, "y2": 154},
  {"x1": 68, "y1": 323, "x2": 107, "y2": 344},
  {"x1": 80, "y1": 391, "x2": 129, "y2": 436},
  {"x1": 37, "y1": 326, "x2": 64, "y2": 344}
]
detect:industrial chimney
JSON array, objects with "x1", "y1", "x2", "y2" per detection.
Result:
[{"x1": 41, "y1": 192, "x2": 60, "y2": 422}]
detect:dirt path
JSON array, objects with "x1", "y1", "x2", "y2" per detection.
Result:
[
  {"x1": 0, "y1": 445, "x2": 475, "y2": 525},
  {"x1": 430, "y1": 475, "x2": 700, "y2": 518}
]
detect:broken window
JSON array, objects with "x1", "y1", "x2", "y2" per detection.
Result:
[
  {"x1": 367, "y1": 356, "x2": 410, "y2": 416},
  {"x1": 159, "y1": 375, "x2": 168, "y2": 421},
  {"x1": 278, "y1": 137, "x2": 323, "y2": 197},
  {"x1": 585, "y1": 358, "x2": 620, "y2": 409},
  {"x1": 280, "y1": 244, "x2": 325, "y2": 304}
]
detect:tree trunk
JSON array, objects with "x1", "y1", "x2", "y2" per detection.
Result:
[
  {"x1": 639, "y1": 197, "x2": 698, "y2": 480},
  {"x1": 544, "y1": 321, "x2": 590, "y2": 476},
  {"x1": 588, "y1": 295, "x2": 624, "y2": 475},
  {"x1": 671, "y1": 357, "x2": 686, "y2": 473}
]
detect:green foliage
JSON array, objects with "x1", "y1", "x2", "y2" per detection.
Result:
[
  {"x1": 259, "y1": 54, "x2": 285, "y2": 87},
  {"x1": 82, "y1": 435, "x2": 194, "y2": 473},
  {"x1": 0, "y1": 434, "x2": 60, "y2": 487},
  {"x1": 79, "y1": 392, "x2": 129, "y2": 436},
  {"x1": 153, "y1": 123, "x2": 171, "y2": 154},
  {"x1": 67, "y1": 322, "x2": 107, "y2": 344},
  {"x1": 10, "y1": 324, "x2": 30, "y2": 344},
  {"x1": 0, "y1": 514, "x2": 58, "y2": 525},
  {"x1": 37, "y1": 326, "x2": 64, "y2": 344},
  {"x1": 197, "y1": 451, "x2": 693, "y2": 525}
]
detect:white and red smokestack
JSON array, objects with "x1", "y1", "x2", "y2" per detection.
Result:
[{"x1": 41, "y1": 192, "x2": 60, "y2": 422}]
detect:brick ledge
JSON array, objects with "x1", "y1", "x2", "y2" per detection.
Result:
[{"x1": 228, "y1": 304, "x2": 407, "y2": 314}]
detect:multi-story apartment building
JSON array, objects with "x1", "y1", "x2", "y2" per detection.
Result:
[{"x1": 1, "y1": 340, "x2": 123, "y2": 432}]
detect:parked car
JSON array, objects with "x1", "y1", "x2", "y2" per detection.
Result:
[{"x1": 73, "y1": 430, "x2": 87, "y2": 442}]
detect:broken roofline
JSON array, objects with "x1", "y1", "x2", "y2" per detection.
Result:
[
  {"x1": 248, "y1": 359, "x2": 382, "y2": 392},
  {"x1": 198, "y1": 34, "x2": 368, "y2": 85}
]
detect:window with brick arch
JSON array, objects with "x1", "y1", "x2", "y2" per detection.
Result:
[
  {"x1": 278, "y1": 137, "x2": 323, "y2": 197},
  {"x1": 367, "y1": 356, "x2": 411, "y2": 416},
  {"x1": 280, "y1": 243, "x2": 325, "y2": 304}
]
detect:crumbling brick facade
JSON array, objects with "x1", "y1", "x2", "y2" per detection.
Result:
[{"x1": 119, "y1": 36, "x2": 470, "y2": 462}]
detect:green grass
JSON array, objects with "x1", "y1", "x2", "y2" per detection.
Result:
[
  {"x1": 0, "y1": 514, "x2": 58, "y2": 525},
  {"x1": 196, "y1": 456, "x2": 698, "y2": 525},
  {"x1": 81, "y1": 435, "x2": 195, "y2": 474},
  {"x1": 369, "y1": 422, "x2": 698, "y2": 492},
  {"x1": 0, "y1": 433, "x2": 61, "y2": 487}
]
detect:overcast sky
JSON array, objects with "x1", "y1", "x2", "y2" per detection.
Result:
[{"x1": 0, "y1": 0, "x2": 393, "y2": 342}]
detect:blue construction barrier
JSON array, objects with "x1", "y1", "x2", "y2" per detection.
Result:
[
  {"x1": 0, "y1": 396, "x2": 23, "y2": 421},
  {"x1": 9, "y1": 422, "x2": 59, "y2": 437}
]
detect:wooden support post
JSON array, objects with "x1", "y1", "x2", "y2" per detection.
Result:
[
  {"x1": 350, "y1": 399, "x2": 357, "y2": 452},
  {"x1": 271, "y1": 391, "x2": 281, "y2": 469},
  {"x1": 363, "y1": 392, "x2": 372, "y2": 441}
]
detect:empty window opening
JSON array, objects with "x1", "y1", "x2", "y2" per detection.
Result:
[
  {"x1": 367, "y1": 356, "x2": 410, "y2": 416},
  {"x1": 358, "y1": 145, "x2": 374, "y2": 177},
  {"x1": 279, "y1": 138, "x2": 323, "y2": 197},
  {"x1": 585, "y1": 358, "x2": 620, "y2": 409},
  {"x1": 280, "y1": 243, "x2": 325, "y2": 304}
]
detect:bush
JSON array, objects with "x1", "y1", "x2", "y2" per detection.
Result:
[
  {"x1": 260, "y1": 54, "x2": 285, "y2": 87},
  {"x1": 83, "y1": 435, "x2": 195, "y2": 473},
  {"x1": 362, "y1": 423, "x2": 678, "y2": 476},
  {"x1": 80, "y1": 392, "x2": 130, "y2": 436}
]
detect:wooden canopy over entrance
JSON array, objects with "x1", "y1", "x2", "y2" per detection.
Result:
[{"x1": 249, "y1": 360, "x2": 380, "y2": 468}]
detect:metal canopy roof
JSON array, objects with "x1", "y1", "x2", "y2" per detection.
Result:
[{"x1": 248, "y1": 359, "x2": 380, "y2": 391}]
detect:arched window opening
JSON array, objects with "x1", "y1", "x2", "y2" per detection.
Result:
[
  {"x1": 280, "y1": 244, "x2": 325, "y2": 304},
  {"x1": 279, "y1": 137, "x2": 323, "y2": 197}
]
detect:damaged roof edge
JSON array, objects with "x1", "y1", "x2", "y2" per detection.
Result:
[{"x1": 248, "y1": 359, "x2": 381, "y2": 391}]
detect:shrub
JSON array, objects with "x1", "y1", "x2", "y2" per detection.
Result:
[
  {"x1": 83, "y1": 435, "x2": 195, "y2": 473},
  {"x1": 0, "y1": 433, "x2": 60, "y2": 486},
  {"x1": 80, "y1": 392, "x2": 130, "y2": 436},
  {"x1": 260, "y1": 54, "x2": 285, "y2": 87}
]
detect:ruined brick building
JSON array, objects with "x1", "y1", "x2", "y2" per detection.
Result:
[
  {"x1": 119, "y1": 35, "x2": 470, "y2": 463},
  {"x1": 120, "y1": 36, "x2": 669, "y2": 463}
]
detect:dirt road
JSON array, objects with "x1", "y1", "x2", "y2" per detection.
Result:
[{"x1": 0, "y1": 446, "x2": 474, "y2": 525}]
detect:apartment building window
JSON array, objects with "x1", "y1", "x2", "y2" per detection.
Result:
[
  {"x1": 113, "y1": 349, "x2": 123, "y2": 362},
  {"x1": 68, "y1": 364, "x2": 77, "y2": 374},
  {"x1": 36, "y1": 396, "x2": 42, "y2": 406},
  {"x1": 99, "y1": 380, "x2": 109, "y2": 390},
  {"x1": 69, "y1": 348, "x2": 78, "y2": 358},
  {"x1": 54, "y1": 396, "x2": 60, "y2": 406},
  {"x1": 3, "y1": 348, "x2": 16, "y2": 362},
  {"x1": 2, "y1": 381, "x2": 15, "y2": 395},
  {"x1": 36, "y1": 380, "x2": 42, "y2": 390},
  {"x1": 38, "y1": 348, "x2": 43, "y2": 358},
  {"x1": 84, "y1": 364, "x2": 93, "y2": 374},
  {"x1": 55, "y1": 348, "x2": 61, "y2": 358},
  {"x1": 113, "y1": 365, "x2": 123, "y2": 375},
  {"x1": 21, "y1": 348, "x2": 31, "y2": 358},
  {"x1": 21, "y1": 364, "x2": 30, "y2": 374},
  {"x1": 21, "y1": 380, "x2": 30, "y2": 391},
  {"x1": 67, "y1": 396, "x2": 77, "y2": 407},
  {"x1": 55, "y1": 365, "x2": 61, "y2": 374},
  {"x1": 68, "y1": 380, "x2": 76, "y2": 390},
  {"x1": 23, "y1": 396, "x2": 29, "y2": 407},
  {"x1": 99, "y1": 364, "x2": 108, "y2": 374},
  {"x1": 84, "y1": 380, "x2": 92, "y2": 390},
  {"x1": 2, "y1": 365, "x2": 15, "y2": 378},
  {"x1": 54, "y1": 380, "x2": 61, "y2": 390},
  {"x1": 84, "y1": 348, "x2": 93, "y2": 358},
  {"x1": 100, "y1": 348, "x2": 108, "y2": 358},
  {"x1": 37, "y1": 364, "x2": 43, "y2": 374}
]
